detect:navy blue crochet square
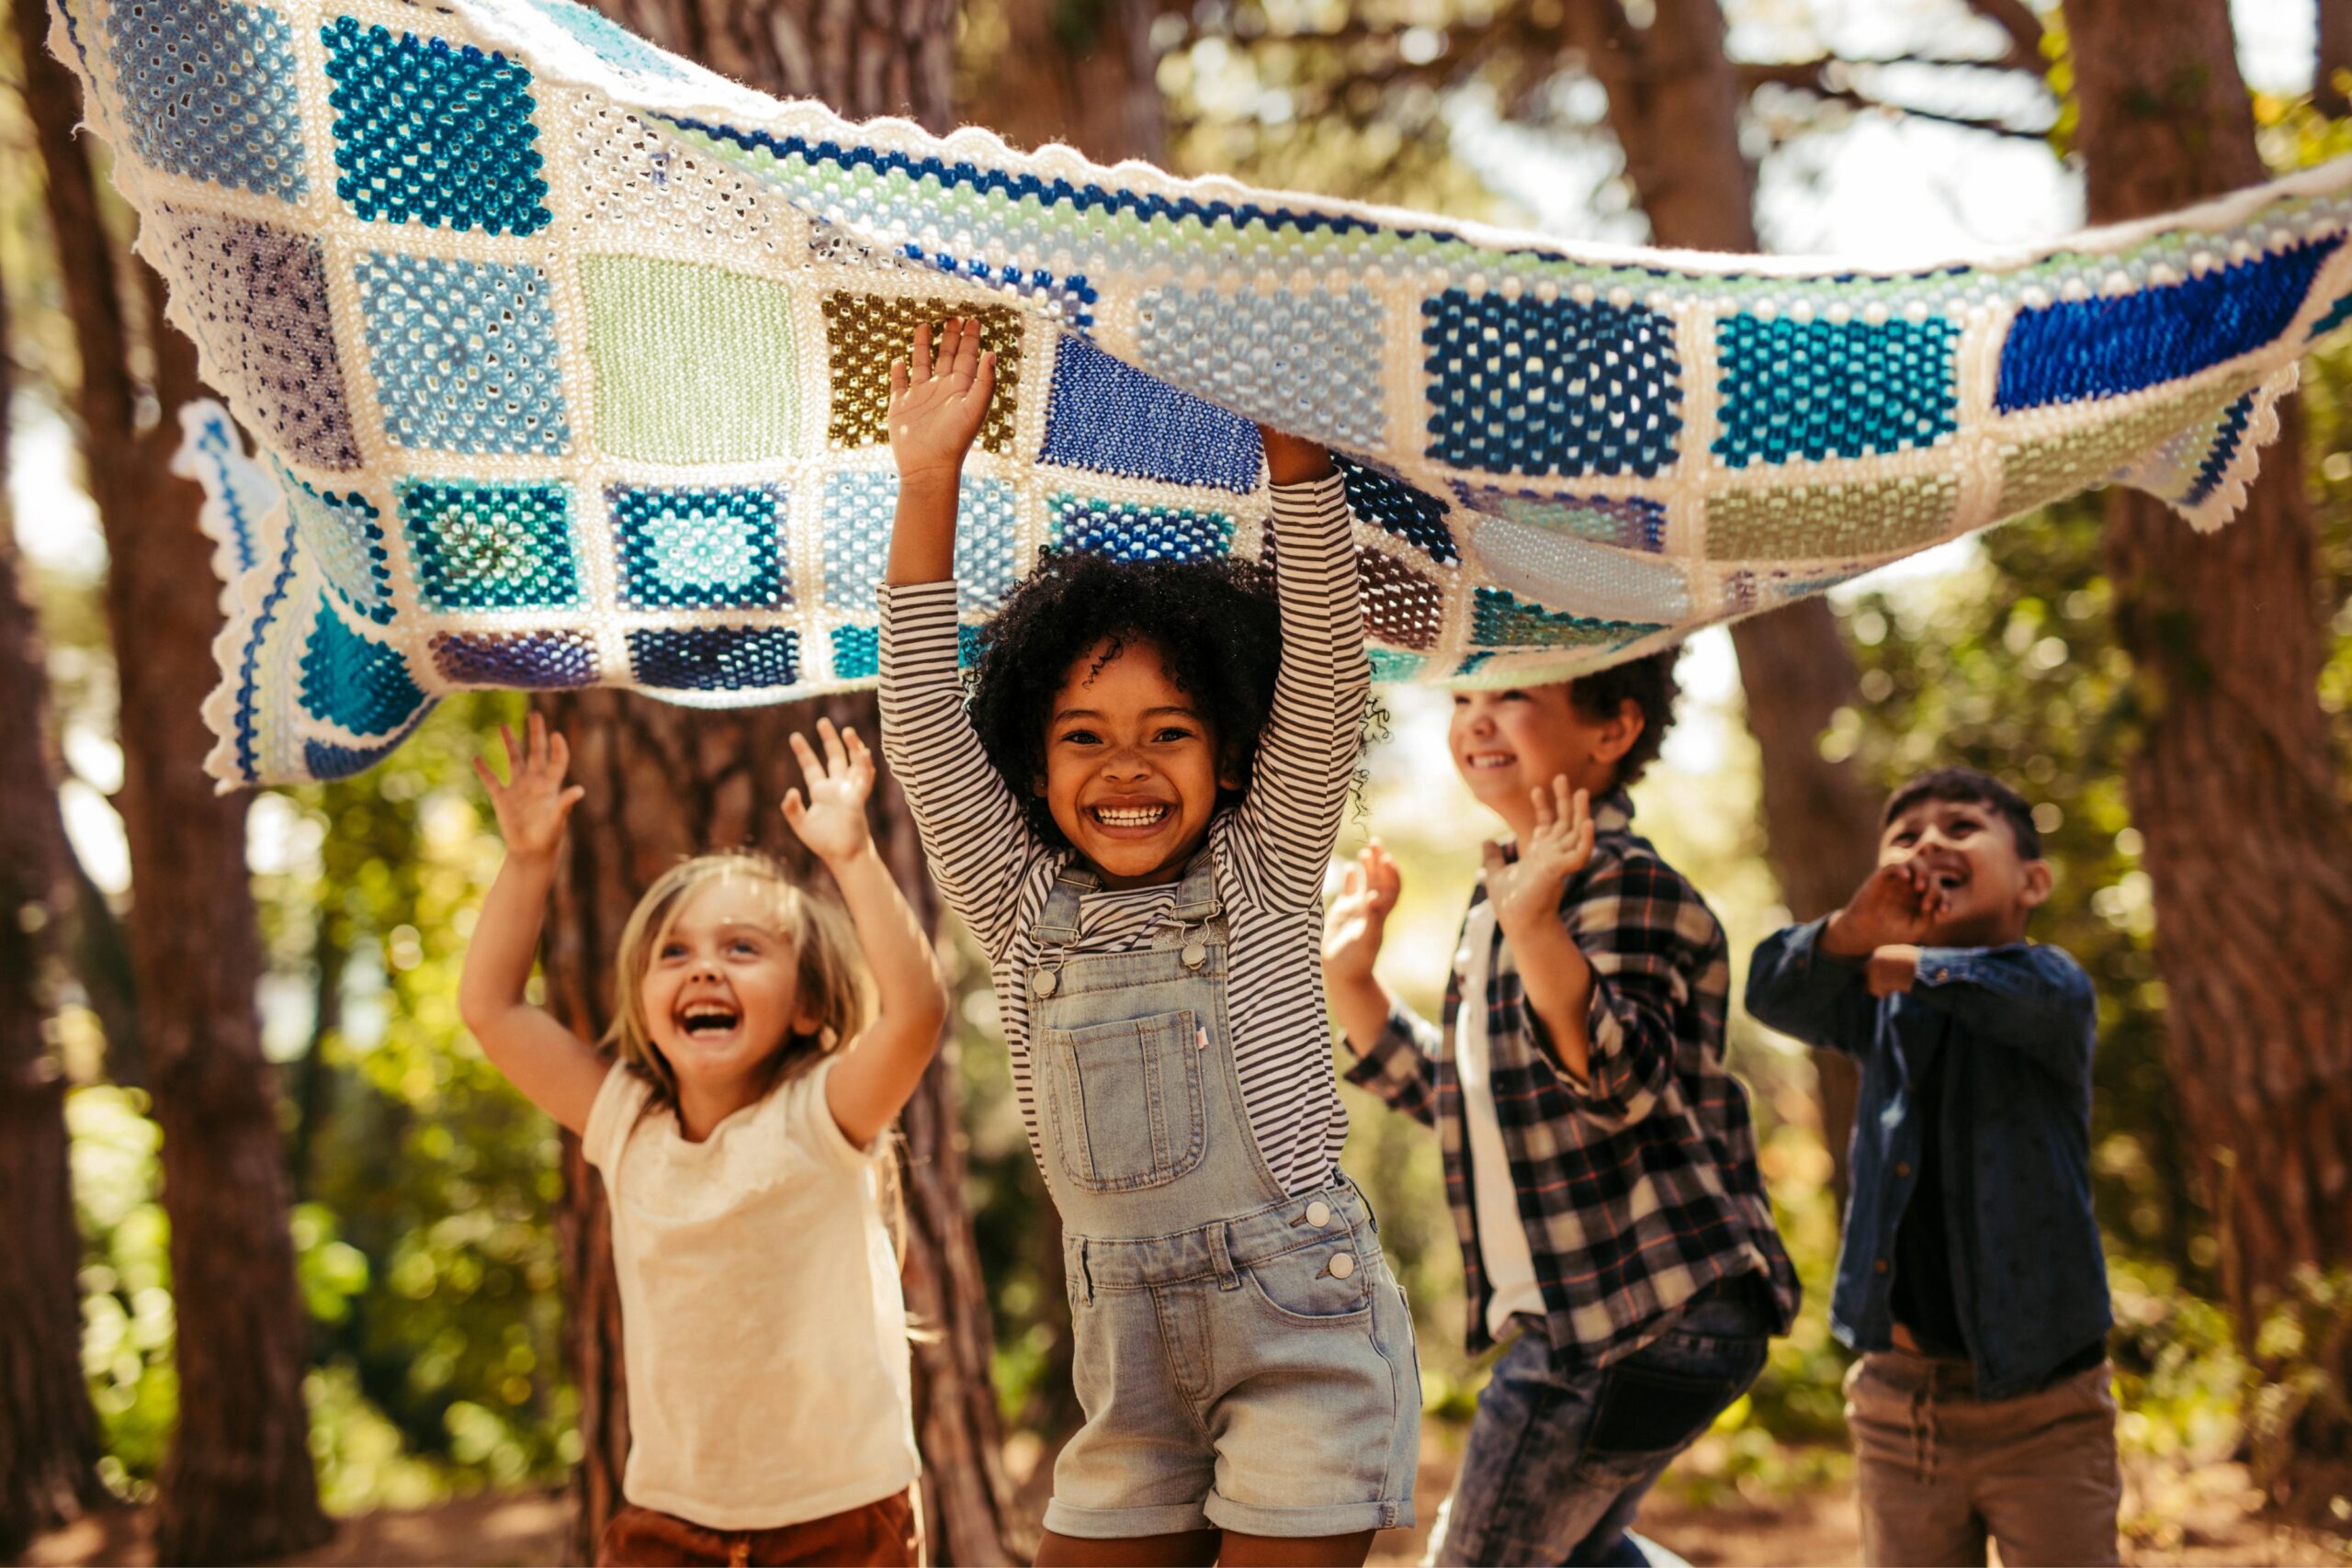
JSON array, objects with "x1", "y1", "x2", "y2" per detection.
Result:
[
  {"x1": 322, "y1": 17, "x2": 551, "y2": 236},
  {"x1": 431, "y1": 629, "x2": 599, "y2": 688},
  {"x1": 2180, "y1": 392, "x2": 2259, "y2": 509},
  {"x1": 613, "y1": 484, "x2": 789, "y2": 611},
  {"x1": 1713, "y1": 314, "x2": 1957, "y2": 467},
  {"x1": 1040, "y1": 335, "x2": 1261, "y2": 494},
  {"x1": 300, "y1": 593, "x2": 425, "y2": 735},
  {"x1": 1333, "y1": 455, "x2": 1457, "y2": 564},
  {"x1": 1421, "y1": 289, "x2": 1683, "y2": 478},
  {"x1": 1996, "y1": 238, "x2": 2340, "y2": 411},
  {"x1": 107, "y1": 0, "x2": 308, "y2": 201},
  {"x1": 1049, "y1": 493, "x2": 1232, "y2": 562},
  {"x1": 306, "y1": 724, "x2": 429, "y2": 781},
  {"x1": 1469, "y1": 586, "x2": 1659, "y2": 651},
  {"x1": 628, "y1": 626, "x2": 800, "y2": 691}
]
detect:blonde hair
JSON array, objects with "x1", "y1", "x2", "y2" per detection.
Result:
[{"x1": 602, "y1": 851, "x2": 869, "y2": 1111}]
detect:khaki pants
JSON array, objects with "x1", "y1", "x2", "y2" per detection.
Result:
[{"x1": 1846, "y1": 1349, "x2": 2121, "y2": 1567}]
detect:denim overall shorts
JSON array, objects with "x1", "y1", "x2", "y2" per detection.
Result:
[{"x1": 1031, "y1": 851, "x2": 1420, "y2": 1540}]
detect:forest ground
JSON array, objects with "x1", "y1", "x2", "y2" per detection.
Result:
[{"x1": 25, "y1": 1440, "x2": 2351, "y2": 1566}]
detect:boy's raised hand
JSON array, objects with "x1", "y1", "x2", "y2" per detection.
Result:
[
  {"x1": 888, "y1": 318, "x2": 996, "y2": 487},
  {"x1": 472, "y1": 714, "x2": 584, "y2": 860},
  {"x1": 1323, "y1": 840, "x2": 1402, "y2": 985},
  {"x1": 1484, "y1": 776, "x2": 1596, "y2": 937},
  {"x1": 781, "y1": 716, "x2": 876, "y2": 865},
  {"x1": 1823, "y1": 860, "x2": 1949, "y2": 958}
]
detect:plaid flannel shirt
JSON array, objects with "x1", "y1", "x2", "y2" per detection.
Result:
[{"x1": 1344, "y1": 790, "x2": 1800, "y2": 1370}]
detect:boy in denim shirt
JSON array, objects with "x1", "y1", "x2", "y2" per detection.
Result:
[
  {"x1": 1747, "y1": 767, "x2": 2119, "y2": 1567},
  {"x1": 1328, "y1": 654, "x2": 1799, "y2": 1567}
]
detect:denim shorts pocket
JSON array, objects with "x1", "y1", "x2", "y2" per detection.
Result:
[
  {"x1": 1574, "y1": 1340, "x2": 1764, "y2": 1480},
  {"x1": 1242, "y1": 1243, "x2": 1375, "y2": 1327},
  {"x1": 1038, "y1": 1009, "x2": 1206, "y2": 1192}
]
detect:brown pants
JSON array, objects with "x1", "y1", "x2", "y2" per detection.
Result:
[
  {"x1": 596, "y1": 1489, "x2": 920, "y2": 1568},
  {"x1": 1846, "y1": 1349, "x2": 2121, "y2": 1567}
]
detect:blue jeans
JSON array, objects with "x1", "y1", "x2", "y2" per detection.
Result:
[{"x1": 1428, "y1": 1283, "x2": 1772, "y2": 1566}]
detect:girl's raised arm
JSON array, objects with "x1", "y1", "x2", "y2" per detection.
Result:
[
  {"x1": 458, "y1": 716, "x2": 613, "y2": 1134},
  {"x1": 780, "y1": 718, "x2": 951, "y2": 1149}
]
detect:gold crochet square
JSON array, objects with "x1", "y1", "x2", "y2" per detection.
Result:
[
  {"x1": 1703, "y1": 473, "x2": 1960, "y2": 561},
  {"x1": 821, "y1": 293, "x2": 1023, "y2": 453}
]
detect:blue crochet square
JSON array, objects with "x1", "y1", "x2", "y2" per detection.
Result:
[
  {"x1": 431, "y1": 629, "x2": 599, "y2": 688},
  {"x1": 1997, "y1": 238, "x2": 2339, "y2": 411},
  {"x1": 401, "y1": 480, "x2": 582, "y2": 612},
  {"x1": 106, "y1": 0, "x2": 308, "y2": 201},
  {"x1": 821, "y1": 472, "x2": 1015, "y2": 617},
  {"x1": 1040, "y1": 336, "x2": 1262, "y2": 494},
  {"x1": 628, "y1": 626, "x2": 799, "y2": 691},
  {"x1": 1333, "y1": 455, "x2": 1456, "y2": 564},
  {"x1": 1469, "y1": 586, "x2": 1659, "y2": 651},
  {"x1": 300, "y1": 593, "x2": 425, "y2": 735},
  {"x1": 1421, "y1": 289, "x2": 1682, "y2": 478},
  {"x1": 1713, "y1": 314, "x2": 1956, "y2": 468},
  {"x1": 277, "y1": 467, "x2": 393, "y2": 625},
  {"x1": 1135, "y1": 284, "x2": 1387, "y2": 449},
  {"x1": 2309, "y1": 291, "x2": 2352, "y2": 342},
  {"x1": 1366, "y1": 649, "x2": 1427, "y2": 681},
  {"x1": 831, "y1": 625, "x2": 879, "y2": 681},
  {"x1": 357, "y1": 253, "x2": 570, "y2": 455},
  {"x1": 322, "y1": 17, "x2": 551, "y2": 235},
  {"x1": 1049, "y1": 494, "x2": 1232, "y2": 563},
  {"x1": 306, "y1": 727, "x2": 430, "y2": 780},
  {"x1": 613, "y1": 484, "x2": 790, "y2": 612}
]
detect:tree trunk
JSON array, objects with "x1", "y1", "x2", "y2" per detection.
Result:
[
  {"x1": 2064, "y1": 0, "x2": 2352, "y2": 1469},
  {"x1": 967, "y1": 0, "x2": 1167, "y2": 162},
  {"x1": 1572, "y1": 0, "x2": 1879, "y2": 1188},
  {"x1": 554, "y1": 6, "x2": 1012, "y2": 1560},
  {"x1": 0, "y1": 249, "x2": 111, "y2": 1561},
  {"x1": 15, "y1": 0, "x2": 334, "y2": 1554},
  {"x1": 2319, "y1": 0, "x2": 2352, "y2": 118}
]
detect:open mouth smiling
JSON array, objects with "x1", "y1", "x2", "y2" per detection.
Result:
[
  {"x1": 1462, "y1": 750, "x2": 1516, "y2": 772},
  {"x1": 678, "y1": 1000, "x2": 741, "y2": 1037},
  {"x1": 1089, "y1": 802, "x2": 1172, "y2": 832}
]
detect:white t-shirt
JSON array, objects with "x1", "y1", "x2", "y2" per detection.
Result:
[
  {"x1": 1453, "y1": 903, "x2": 1547, "y2": 1342},
  {"x1": 583, "y1": 1057, "x2": 919, "y2": 1529}
]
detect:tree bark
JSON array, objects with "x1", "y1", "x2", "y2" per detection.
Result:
[
  {"x1": 2319, "y1": 0, "x2": 2352, "y2": 118},
  {"x1": 15, "y1": 0, "x2": 334, "y2": 1554},
  {"x1": 555, "y1": 6, "x2": 1012, "y2": 1560},
  {"x1": 1571, "y1": 0, "x2": 1879, "y2": 1187},
  {"x1": 967, "y1": 0, "x2": 1167, "y2": 163},
  {"x1": 0, "y1": 244, "x2": 111, "y2": 1562},
  {"x1": 2064, "y1": 0, "x2": 2352, "y2": 1467}
]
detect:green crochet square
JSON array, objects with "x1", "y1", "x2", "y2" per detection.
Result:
[
  {"x1": 582, "y1": 254, "x2": 799, "y2": 462},
  {"x1": 1995, "y1": 388, "x2": 2239, "y2": 517},
  {"x1": 1704, "y1": 473, "x2": 1959, "y2": 561}
]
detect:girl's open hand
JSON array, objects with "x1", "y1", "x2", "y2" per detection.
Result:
[
  {"x1": 1322, "y1": 840, "x2": 1402, "y2": 986},
  {"x1": 472, "y1": 714, "x2": 584, "y2": 861},
  {"x1": 889, "y1": 318, "x2": 996, "y2": 487},
  {"x1": 781, "y1": 717, "x2": 876, "y2": 865},
  {"x1": 1485, "y1": 776, "x2": 1595, "y2": 937}
]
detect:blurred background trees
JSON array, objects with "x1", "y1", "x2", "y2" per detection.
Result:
[{"x1": 3, "y1": 0, "x2": 2349, "y2": 1560}]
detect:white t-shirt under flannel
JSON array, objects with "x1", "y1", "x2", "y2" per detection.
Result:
[{"x1": 877, "y1": 474, "x2": 1368, "y2": 1196}]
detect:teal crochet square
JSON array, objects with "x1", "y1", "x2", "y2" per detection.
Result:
[
  {"x1": 322, "y1": 17, "x2": 550, "y2": 235},
  {"x1": 299, "y1": 593, "x2": 425, "y2": 735},
  {"x1": 831, "y1": 625, "x2": 879, "y2": 681},
  {"x1": 822, "y1": 472, "x2": 1015, "y2": 616},
  {"x1": 1713, "y1": 314, "x2": 1957, "y2": 468},
  {"x1": 277, "y1": 467, "x2": 393, "y2": 625},
  {"x1": 358, "y1": 253, "x2": 570, "y2": 455},
  {"x1": 401, "y1": 479, "x2": 582, "y2": 611},
  {"x1": 107, "y1": 0, "x2": 308, "y2": 201},
  {"x1": 613, "y1": 484, "x2": 789, "y2": 611},
  {"x1": 1469, "y1": 585, "x2": 1659, "y2": 651}
]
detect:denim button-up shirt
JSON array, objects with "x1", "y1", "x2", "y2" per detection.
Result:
[{"x1": 1745, "y1": 919, "x2": 2110, "y2": 1401}]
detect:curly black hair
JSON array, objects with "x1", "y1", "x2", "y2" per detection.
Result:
[
  {"x1": 1567, "y1": 647, "x2": 1681, "y2": 788},
  {"x1": 965, "y1": 551, "x2": 1285, "y2": 848}
]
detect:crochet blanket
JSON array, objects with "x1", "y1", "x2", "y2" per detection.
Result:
[{"x1": 47, "y1": 0, "x2": 2352, "y2": 787}]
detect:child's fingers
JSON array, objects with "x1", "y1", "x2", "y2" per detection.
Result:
[
  {"x1": 910, "y1": 321, "x2": 933, "y2": 382},
  {"x1": 1568, "y1": 784, "x2": 1589, "y2": 831},
  {"x1": 788, "y1": 729, "x2": 823, "y2": 782},
  {"x1": 1530, "y1": 784, "x2": 1555, "y2": 831},
  {"x1": 971, "y1": 348, "x2": 997, "y2": 406},
  {"x1": 527, "y1": 711, "x2": 549, "y2": 765},
  {"x1": 560, "y1": 784, "x2": 585, "y2": 811},
  {"x1": 952, "y1": 317, "x2": 979, "y2": 384},
  {"x1": 817, "y1": 715, "x2": 849, "y2": 773},
  {"x1": 548, "y1": 729, "x2": 570, "y2": 776},
  {"x1": 1480, "y1": 840, "x2": 1507, "y2": 879},
  {"x1": 500, "y1": 722, "x2": 520, "y2": 769},
  {"x1": 781, "y1": 787, "x2": 806, "y2": 827},
  {"x1": 889, "y1": 357, "x2": 909, "y2": 402},
  {"x1": 471, "y1": 755, "x2": 503, "y2": 794}
]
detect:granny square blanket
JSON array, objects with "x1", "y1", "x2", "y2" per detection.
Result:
[{"x1": 47, "y1": 0, "x2": 2352, "y2": 787}]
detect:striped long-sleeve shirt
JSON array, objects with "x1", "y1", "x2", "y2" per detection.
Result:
[{"x1": 877, "y1": 474, "x2": 1368, "y2": 1195}]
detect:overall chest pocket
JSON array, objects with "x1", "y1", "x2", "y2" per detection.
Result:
[{"x1": 1038, "y1": 1009, "x2": 1207, "y2": 1192}]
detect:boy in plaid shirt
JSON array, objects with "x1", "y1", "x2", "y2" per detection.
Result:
[{"x1": 1327, "y1": 652, "x2": 1797, "y2": 1566}]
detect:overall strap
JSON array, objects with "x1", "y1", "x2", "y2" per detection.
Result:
[
  {"x1": 1033, "y1": 858, "x2": 1099, "y2": 949},
  {"x1": 1165, "y1": 845, "x2": 1222, "y2": 926}
]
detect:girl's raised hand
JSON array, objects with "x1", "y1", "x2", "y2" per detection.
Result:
[
  {"x1": 888, "y1": 318, "x2": 996, "y2": 487},
  {"x1": 1322, "y1": 840, "x2": 1402, "y2": 985},
  {"x1": 781, "y1": 716, "x2": 876, "y2": 865},
  {"x1": 472, "y1": 714, "x2": 584, "y2": 861}
]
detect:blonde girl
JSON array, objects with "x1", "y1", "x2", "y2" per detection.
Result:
[{"x1": 459, "y1": 714, "x2": 947, "y2": 1568}]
